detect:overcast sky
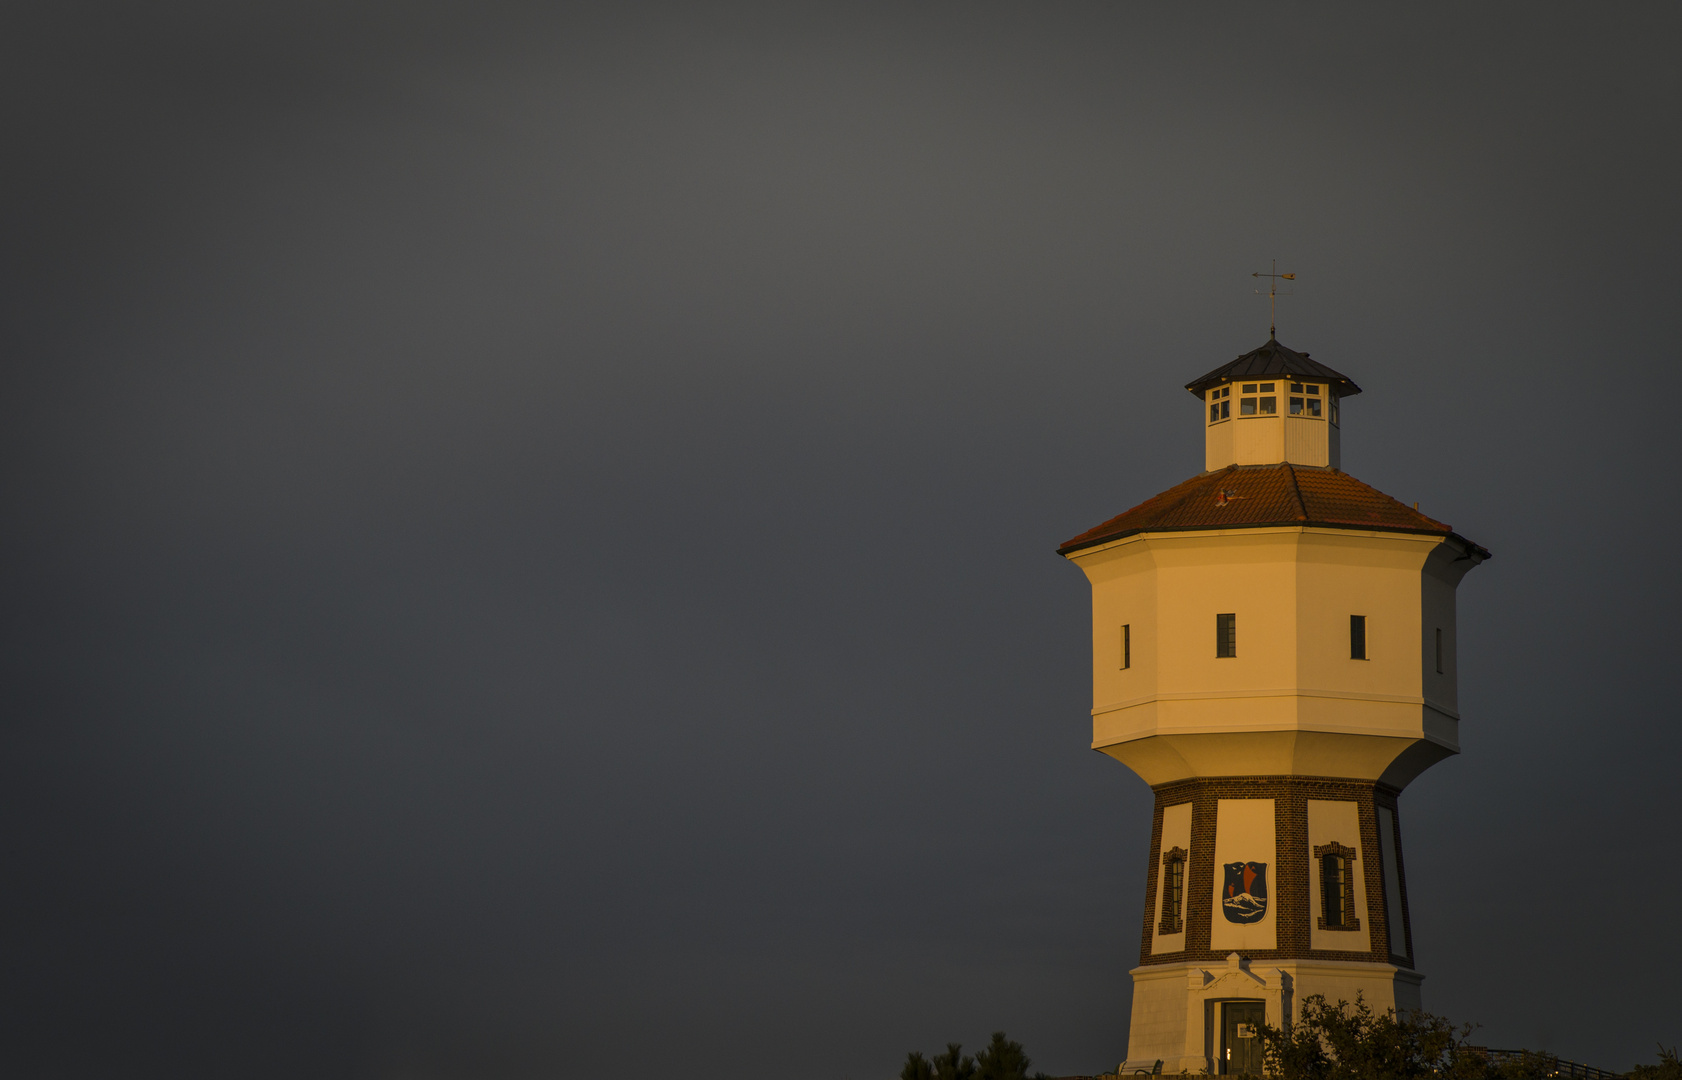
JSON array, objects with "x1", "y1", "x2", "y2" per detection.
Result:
[{"x1": 3, "y1": 4, "x2": 1679, "y2": 1078}]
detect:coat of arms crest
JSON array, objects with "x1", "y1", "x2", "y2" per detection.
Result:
[{"x1": 1222, "y1": 860, "x2": 1268, "y2": 923}]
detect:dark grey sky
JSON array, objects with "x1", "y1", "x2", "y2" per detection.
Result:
[{"x1": 3, "y1": 4, "x2": 1678, "y2": 1077}]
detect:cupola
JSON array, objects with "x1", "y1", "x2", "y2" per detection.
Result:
[{"x1": 1187, "y1": 338, "x2": 1361, "y2": 471}]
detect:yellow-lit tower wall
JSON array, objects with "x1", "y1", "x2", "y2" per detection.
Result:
[{"x1": 1058, "y1": 340, "x2": 1487, "y2": 1074}]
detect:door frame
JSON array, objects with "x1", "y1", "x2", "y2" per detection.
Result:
[{"x1": 1211, "y1": 998, "x2": 1266, "y2": 1075}]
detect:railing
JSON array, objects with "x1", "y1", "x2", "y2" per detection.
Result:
[
  {"x1": 1471, "y1": 1047, "x2": 1623, "y2": 1080},
  {"x1": 1056, "y1": 1052, "x2": 1623, "y2": 1080}
]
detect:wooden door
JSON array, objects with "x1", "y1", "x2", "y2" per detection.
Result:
[{"x1": 1220, "y1": 1000, "x2": 1265, "y2": 1075}]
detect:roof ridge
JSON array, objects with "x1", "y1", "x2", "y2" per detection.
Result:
[
  {"x1": 1328, "y1": 470, "x2": 1454, "y2": 532},
  {"x1": 1284, "y1": 463, "x2": 1308, "y2": 521}
]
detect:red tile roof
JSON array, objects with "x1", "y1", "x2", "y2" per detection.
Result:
[{"x1": 1057, "y1": 464, "x2": 1491, "y2": 557}]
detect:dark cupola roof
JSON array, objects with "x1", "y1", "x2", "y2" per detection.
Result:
[{"x1": 1185, "y1": 338, "x2": 1361, "y2": 399}]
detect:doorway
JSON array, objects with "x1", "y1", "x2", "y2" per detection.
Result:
[{"x1": 1219, "y1": 1000, "x2": 1265, "y2": 1075}]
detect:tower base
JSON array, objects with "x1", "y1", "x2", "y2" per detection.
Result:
[{"x1": 1120, "y1": 955, "x2": 1423, "y2": 1074}]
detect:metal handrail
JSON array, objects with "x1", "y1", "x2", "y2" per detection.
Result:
[{"x1": 1470, "y1": 1047, "x2": 1623, "y2": 1080}]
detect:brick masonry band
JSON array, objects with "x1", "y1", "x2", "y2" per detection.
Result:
[{"x1": 1139, "y1": 777, "x2": 1409, "y2": 967}]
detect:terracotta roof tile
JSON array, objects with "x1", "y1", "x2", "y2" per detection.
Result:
[{"x1": 1057, "y1": 464, "x2": 1490, "y2": 557}]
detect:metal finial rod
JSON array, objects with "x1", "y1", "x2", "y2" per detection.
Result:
[{"x1": 1252, "y1": 260, "x2": 1296, "y2": 338}]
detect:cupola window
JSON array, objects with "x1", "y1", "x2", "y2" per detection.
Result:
[
  {"x1": 1208, "y1": 386, "x2": 1231, "y2": 423},
  {"x1": 1238, "y1": 383, "x2": 1277, "y2": 416},
  {"x1": 1290, "y1": 383, "x2": 1324, "y2": 418}
]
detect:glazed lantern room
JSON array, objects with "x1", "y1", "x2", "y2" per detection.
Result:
[{"x1": 1187, "y1": 338, "x2": 1362, "y2": 471}]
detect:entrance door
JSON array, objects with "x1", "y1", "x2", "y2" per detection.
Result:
[{"x1": 1219, "y1": 1000, "x2": 1266, "y2": 1075}]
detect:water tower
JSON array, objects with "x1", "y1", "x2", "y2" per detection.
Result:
[{"x1": 1057, "y1": 337, "x2": 1488, "y2": 1074}]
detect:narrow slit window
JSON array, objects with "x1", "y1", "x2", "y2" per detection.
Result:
[
  {"x1": 1435, "y1": 628, "x2": 1444, "y2": 674},
  {"x1": 1350, "y1": 615, "x2": 1367, "y2": 660},
  {"x1": 1216, "y1": 613, "x2": 1237, "y2": 658},
  {"x1": 1120, "y1": 624, "x2": 1131, "y2": 670}
]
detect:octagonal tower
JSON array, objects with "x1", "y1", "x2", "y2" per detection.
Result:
[{"x1": 1058, "y1": 338, "x2": 1487, "y2": 1074}]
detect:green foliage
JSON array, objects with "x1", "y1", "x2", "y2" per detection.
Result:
[
  {"x1": 932, "y1": 1043, "x2": 976, "y2": 1080},
  {"x1": 1630, "y1": 1045, "x2": 1682, "y2": 1080},
  {"x1": 900, "y1": 1050, "x2": 934, "y2": 1080},
  {"x1": 899, "y1": 1033, "x2": 1050, "y2": 1080},
  {"x1": 1257, "y1": 994, "x2": 1558, "y2": 1080},
  {"x1": 973, "y1": 1031, "x2": 1033, "y2": 1080},
  {"x1": 898, "y1": 1003, "x2": 1651, "y2": 1080}
]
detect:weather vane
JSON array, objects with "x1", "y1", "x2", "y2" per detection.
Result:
[{"x1": 1252, "y1": 260, "x2": 1295, "y2": 339}]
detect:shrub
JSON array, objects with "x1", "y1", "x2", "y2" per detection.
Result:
[
  {"x1": 973, "y1": 1031, "x2": 1035, "y2": 1080},
  {"x1": 1258, "y1": 994, "x2": 1557, "y2": 1080},
  {"x1": 900, "y1": 1050, "x2": 934, "y2": 1080},
  {"x1": 1629, "y1": 1045, "x2": 1682, "y2": 1080},
  {"x1": 899, "y1": 1033, "x2": 1049, "y2": 1080}
]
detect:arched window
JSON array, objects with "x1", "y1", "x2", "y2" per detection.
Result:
[
  {"x1": 1314, "y1": 842, "x2": 1361, "y2": 931},
  {"x1": 1158, "y1": 846, "x2": 1186, "y2": 934}
]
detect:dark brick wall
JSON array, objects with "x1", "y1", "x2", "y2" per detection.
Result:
[{"x1": 1135, "y1": 776, "x2": 1413, "y2": 968}]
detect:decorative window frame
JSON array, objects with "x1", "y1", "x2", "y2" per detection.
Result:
[
  {"x1": 1313, "y1": 842, "x2": 1361, "y2": 931},
  {"x1": 1158, "y1": 846, "x2": 1187, "y2": 935}
]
